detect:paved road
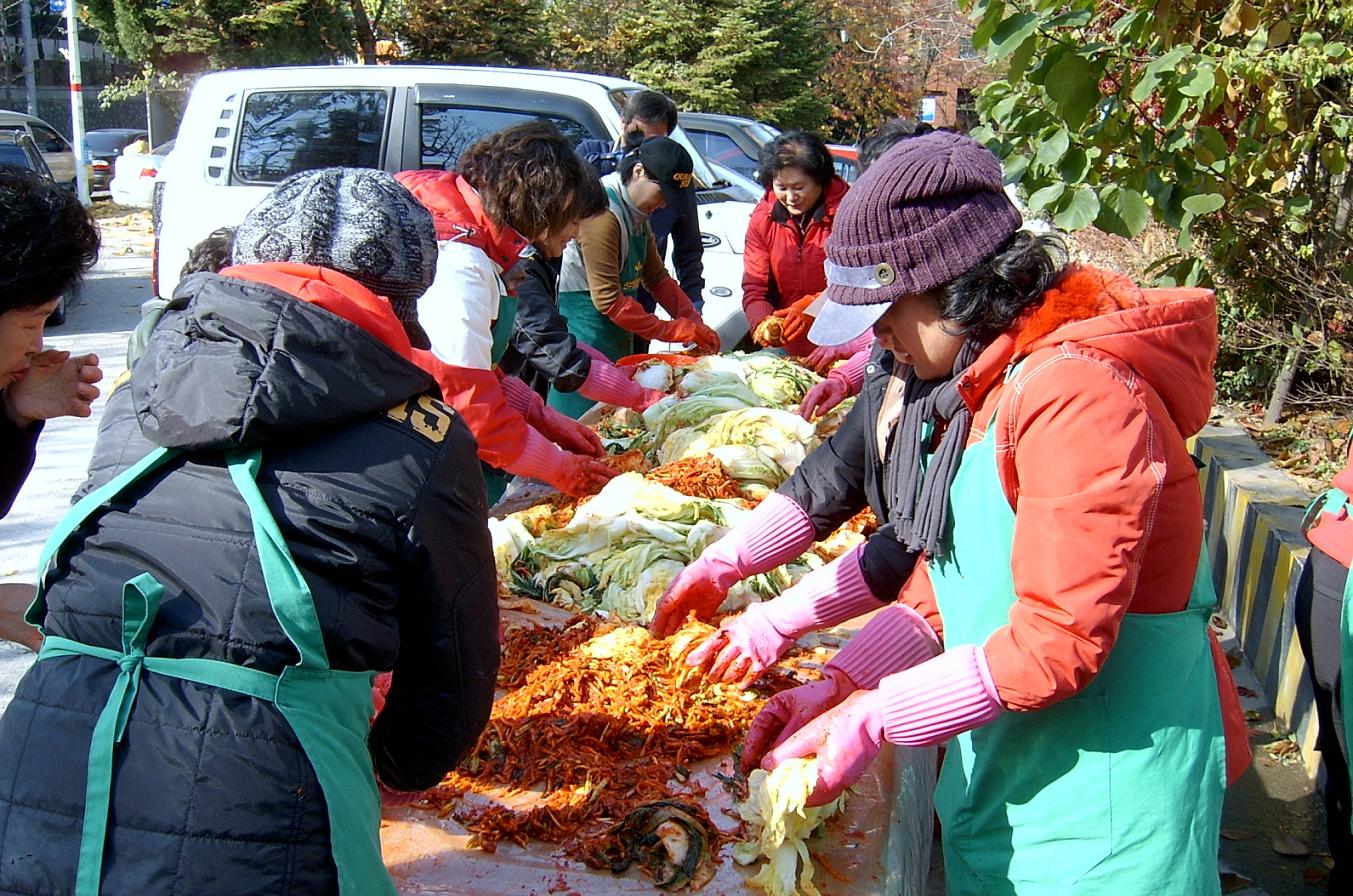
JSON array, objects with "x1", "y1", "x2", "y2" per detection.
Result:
[
  {"x1": 0, "y1": 255, "x2": 149, "y2": 713},
  {"x1": 0, "y1": 256, "x2": 1328, "y2": 895}
]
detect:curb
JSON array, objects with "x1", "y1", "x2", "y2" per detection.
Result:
[{"x1": 1191, "y1": 418, "x2": 1320, "y2": 776}]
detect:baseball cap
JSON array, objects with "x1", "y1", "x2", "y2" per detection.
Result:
[{"x1": 633, "y1": 137, "x2": 695, "y2": 209}]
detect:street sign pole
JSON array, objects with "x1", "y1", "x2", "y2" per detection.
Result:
[
  {"x1": 64, "y1": 0, "x2": 91, "y2": 206},
  {"x1": 18, "y1": 0, "x2": 38, "y2": 115}
]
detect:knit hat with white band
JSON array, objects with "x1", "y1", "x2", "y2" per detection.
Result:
[{"x1": 808, "y1": 131, "x2": 1023, "y2": 346}]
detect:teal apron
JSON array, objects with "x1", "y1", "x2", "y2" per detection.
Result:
[
  {"x1": 928, "y1": 406, "x2": 1226, "y2": 893},
  {"x1": 483, "y1": 288, "x2": 519, "y2": 503},
  {"x1": 550, "y1": 185, "x2": 649, "y2": 418},
  {"x1": 27, "y1": 447, "x2": 396, "y2": 896},
  {"x1": 1305, "y1": 484, "x2": 1353, "y2": 824}
]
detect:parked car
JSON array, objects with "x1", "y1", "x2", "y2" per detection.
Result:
[
  {"x1": 85, "y1": 128, "x2": 149, "y2": 194},
  {"x1": 828, "y1": 144, "x2": 860, "y2": 183},
  {"x1": 156, "y1": 65, "x2": 760, "y2": 348},
  {"x1": 0, "y1": 109, "x2": 78, "y2": 189},
  {"x1": 680, "y1": 111, "x2": 780, "y2": 181},
  {"x1": 0, "y1": 131, "x2": 69, "y2": 324},
  {"x1": 110, "y1": 138, "x2": 172, "y2": 207}
]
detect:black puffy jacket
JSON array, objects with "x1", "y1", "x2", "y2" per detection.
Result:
[
  {"x1": 0, "y1": 270, "x2": 499, "y2": 895},
  {"x1": 779, "y1": 344, "x2": 919, "y2": 599},
  {"x1": 497, "y1": 250, "x2": 593, "y2": 400}
]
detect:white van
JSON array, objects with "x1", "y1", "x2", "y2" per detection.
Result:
[
  {"x1": 0, "y1": 110, "x2": 78, "y2": 187},
  {"x1": 155, "y1": 65, "x2": 759, "y2": 346}
]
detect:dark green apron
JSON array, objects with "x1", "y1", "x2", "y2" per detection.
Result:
[
  {"x1": 928, "y1": 402, "x2": 1225, "y2": 893},
  {"x1": 550, "y1": 185, "x2": 649, "y2": 418},
  {"x1": 28, "y1": 446, "x2": 395, "y2": 896}
]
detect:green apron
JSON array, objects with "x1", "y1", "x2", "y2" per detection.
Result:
[
  {"x1": 1305, "y1": 484, "x2": 1353, "y2": 823},
  {"x1": 928, "y1": 409, "x2": 1226, "y2": 894},
  {"x1": 550, "y1": 185, "x2": 649, "y2": 418},
  {"x1": 484, "y1": 289, "x2": 520, "y2": 502},
  {"x1": 27, "y1": 446, "x2": 396, "y2": 896}
]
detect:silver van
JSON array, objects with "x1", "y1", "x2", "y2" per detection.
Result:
[
  {"x1": 154, "y1": 65, "x2": 760, "y2": 347},
  {"x1": 0, "y1": 110, "x2": 78, "y2": 187}
]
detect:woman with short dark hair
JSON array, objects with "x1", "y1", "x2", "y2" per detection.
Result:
[
  {"x1": 498, "y1": 165, "x2": 665, "y2": 411},
  {"x1": 398, "y1": 121, "x2": 618, "y2": 501},
  {"x1": 742, "y1": 130, "x2": 860, "y2": 370}
]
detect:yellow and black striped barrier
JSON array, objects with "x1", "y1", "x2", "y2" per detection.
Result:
[{"x1": 1191, "y1": 419, "x2": 1319, "y2": 775}]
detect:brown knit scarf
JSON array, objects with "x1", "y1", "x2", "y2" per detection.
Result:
[{"x1": 887, "y1": 338, "x2": 987, "y2": 558}]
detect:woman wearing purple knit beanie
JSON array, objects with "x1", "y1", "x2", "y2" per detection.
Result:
[{"x1": 672, "y1": 130, "x2": 1249, "y2": 893}]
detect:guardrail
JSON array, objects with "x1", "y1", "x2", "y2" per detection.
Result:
[{"x1": 1191, "y1": 418, "x2": 1320, "y2": 775}]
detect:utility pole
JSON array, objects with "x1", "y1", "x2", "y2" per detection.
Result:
[
  {"x1": 63, "y1": 0, "x2": 90, "y2": 205},
  {"x1": 19, "y1": 0, "x2": 38, "y2": 115}
]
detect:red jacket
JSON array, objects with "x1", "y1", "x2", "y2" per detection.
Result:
[
  {"x1": 1307, "y1": 443, "x2": 1353, "y2": 567},
  {"x1": 393, "y1": 170, "x2": 557, "y2": 473},
  {"x1": 897, "y1": 266, "x2": 1249, "y2": 781},
  {"x1": 741, "y1": 177, "x2": 848, "y2": 354},
  {"x1": 393, "y1": 170, "x2": 528, "y2": 270}
]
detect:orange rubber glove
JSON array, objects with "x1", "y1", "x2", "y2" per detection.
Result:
[
  {"x1": 772, "y1": 293, "x2": 819, "y2": 345},
  {"x1": 604, "y1": 293, "x2": 719, "y2": 354}
]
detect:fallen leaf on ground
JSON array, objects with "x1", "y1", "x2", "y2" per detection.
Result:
[
  {"x1": 1272, "y1": 832, "x2": 1311, "y2": 857},
  {"x1": 1219, "y1": 870, "x2": 1253, "y2": 893},
  {"x1": 1236, "y1": 686, "x2": 1258, "y2": 698},
  {"x1": 1220, "y1": 828, "x2": 1255, "y2": 841},
  {"x1": 1245, "y1": 709, "x2": 1263, "y2": 721},
  {"x1": 1265, "y1": 739, "x2": 1298, "y2": 757},
  {"x1": 1303, "y1": 867, "x2": 1329, "y2": 884},
  {"x1": 1226, "y1": 649, "x2": 1245, "y2": 668}
]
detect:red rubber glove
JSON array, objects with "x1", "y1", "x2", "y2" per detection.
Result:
[
  {"x1": 533, "y1": 403, "x2": 605, "y2": 457},
  {"x1": 741, "y1": 666, "x2": 856, "y2": 773},
  {"x1": 558, "y1": 452, "x2": 618, "y2": 496}
]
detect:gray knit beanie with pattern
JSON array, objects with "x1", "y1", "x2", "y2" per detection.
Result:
[
  {"x1": 824, "y1": 130, "x2": 1022, "y2": 305},
  {"x1": 232, "y1": 167, "x2": 436, "y2": 324}
]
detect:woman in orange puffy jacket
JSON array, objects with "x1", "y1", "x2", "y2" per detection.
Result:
[{"x1": 741, "y1": 131, "x2": 862, "y2": 371}]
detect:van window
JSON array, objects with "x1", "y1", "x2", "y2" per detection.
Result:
[
  {"x1": 420, "y1": 105, "x2": 598, "y2": 170},
  {"x1": 687, "y1": 129, "x2": 757, "y2": 177},
  {"x1": 31, "y1": 124, "x2": 69, "y2": 154},
  {"x1": 235, "y1": 89, "x2": 388, "y2": 183}
]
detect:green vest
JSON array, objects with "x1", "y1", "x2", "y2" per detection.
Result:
[
  {"x1": 551, "y1": 177, "x2": 650, "y2": 419},
  {"x1": 28, "y1": 447, "x2": 395, "y2": 896},
  {"x1": 927, "y1": 399, "x2": 1225, "y2": 894}
]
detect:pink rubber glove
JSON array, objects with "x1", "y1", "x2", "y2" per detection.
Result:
[
  {"x1": 826, "y1": 602, "x2": 941, "y2": 690},
  {"x1": 686, "y1": 544, "x2": 884, "y2": 686},
  {"x1": 650, "y1": 493, "x2": 815, "y2": 636},
  {"x1": 765, "y1": 644, "x2": 1005, "y2": 806},
  {"x1": 536, "y1": 402, "x2": 606, "y2": 457},
  {"x1": 801, "y1": 341, "x2": 856, "y2": 374},
  {"x1": 378, "y1": 780, "x2": 425, "y2": 808},
  {"x1": 741, "y1": 666, "x2": 856, "y2": 773},
  {"x1": 577, "y1": 342, "x2": 608, "y2": 363},
  {"x1": 799, "y1": 346, "x2": 872, "y2": 420},
  {"x1": 500, "y1": 373, "x2": 606, "y2": 457},
  {"x1": 512, "y1": 427, "x2": 616, "y2": 497},
  {"x1": 799, "y1": 376, "x2": 851, "y2": 421},
  {"x1": 577, "y1": 357, "x2": 648, "y2": 411}
]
